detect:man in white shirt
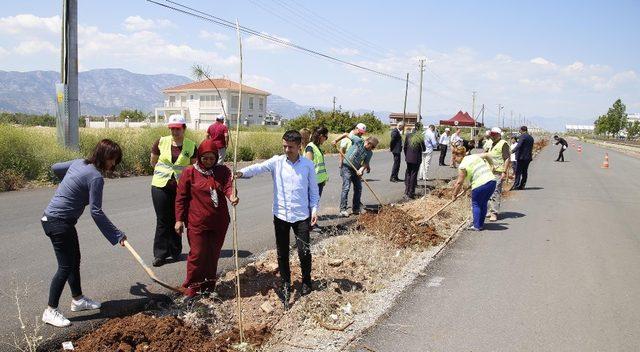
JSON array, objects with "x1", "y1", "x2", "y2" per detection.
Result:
[
  {"x1": 419, "y1": 125, "x2": 438, "y2": 181},
  {"x1": 438, "y1": 128, "x2": 450, "y2": 166},
  {"x1": 236, "y1": 130, "x2": 320, "y2": 309}
]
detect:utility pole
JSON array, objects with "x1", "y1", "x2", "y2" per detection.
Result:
[
  {"x1": 417, "y1": 59, "x2": 425, "y2": 123},
  {"x1": 402, "y1": 72, "x2": 409, "y2": 124},
  {"x1": 471, "y1": 91, "x2": 477, "y2": 137},
  {"x1": 497, "y1": 104, "x2": 504, "y2": 129},
  {"x1": 481, "y1": 104, "x2": 485, "y2": 127},
  {"x1": 56, "y1": 0, "x2": 79, "y2": 150},
  {"x1": 510, "y1": 110, "x2": 513, "y2": 132},
  {"x1": 332, "y1": 96, "x2": 336, "y2": 118}
]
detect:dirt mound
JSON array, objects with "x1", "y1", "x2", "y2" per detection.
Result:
[
  {"x1": 70, "y1": 313, "x2": 268, "y2": 352},
  {"x1": 431, "y1": 187, "x2": 454, "y2": 199},
  {"x1": 356, "y1": 207, "x2": 442, "y2": 248}
]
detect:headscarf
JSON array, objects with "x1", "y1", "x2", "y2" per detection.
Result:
[
  {"x1": 194, "y1": 139, "x2": 221, "y2": 207},
  {"x1": 194, "y1": 139, "x2": 219, "y2": 175}
]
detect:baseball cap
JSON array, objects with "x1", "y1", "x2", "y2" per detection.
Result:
[
  {"x1": 215, "y1": 114, "x2": 225, "y2": 121},
  {"x1": 167, "y1": 114, "x2": 187, "y2": 128},
  {"x1": 445, "y1": 128, "x2": 450, "y2": 131},
  {"x1": 490, "y1": 127, "x2": 502, "y2": 134},
  {"x1": 356, "y1": 123, "x2": 367, "y2": 133}
]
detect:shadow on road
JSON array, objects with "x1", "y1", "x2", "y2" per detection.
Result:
[
  {"x1": 483, "y1": 223, "x2": 509, "y2": 231},
  {"x1": 220, "y1": 249, "x2": 253, "y2": 258},
  {"x1": 523, "y1": 186, "x2": 544, "y2": 190},
  {"x1": 499, "y1": 212, "x2": 525, "y2": 220}
]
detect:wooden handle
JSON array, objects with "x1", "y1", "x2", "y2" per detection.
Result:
[
  {"x1": 337, "y1": 148, "x2": 384, "y2": 206},
  {"x1": 420, "y1": 189, "x2": 468, "y2": 224},
  {"x1": 123, "y1": 240, "x2": 185, "y2": 294}
]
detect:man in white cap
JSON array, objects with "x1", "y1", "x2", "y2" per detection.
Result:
[
  {"x1": 438, "y1": 127, "x2": 451, "y2": 166},
  {"x1": 482, "y1": 130, "x2": 493, "y2": 152},
  {"x1": 486, "y1": 127, "x2": 511, "y2": 221},
  {"x1": 338, "y1": 123, "x2": 366, "y2": 168},
  {"x1": 206, "y1": 114, "x2": 229, "y2": 165}
]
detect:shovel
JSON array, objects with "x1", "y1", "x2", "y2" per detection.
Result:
[
  {"x1": 418, "y1": 188, "x2": 468, "y2": 225},
  {"x1": 337, "y1": 149, "x2": 384, "y2": 208},
  {"x1": 123, "y1": 240, "x2": 185, "y2": 294}
]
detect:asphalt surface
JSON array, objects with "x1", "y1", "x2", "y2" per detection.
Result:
[
  {"x1": 356, "y1": 142, "x2": 640, "y2": 351},
  {"x1": 0, "y1": 149, "x2": 457, "y2": 349}
]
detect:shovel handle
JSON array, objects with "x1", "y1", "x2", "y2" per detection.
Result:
[
  {"x1": 420, "y1": 188, "x2": 468, "y2": 224},
  {"x1": 123, "y1": 240, "x2": 185, "y2": 294},
  {"x1": 337, "y1": 149, "x2": 384, "y2": 207}
]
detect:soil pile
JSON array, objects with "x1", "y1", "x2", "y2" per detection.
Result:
[{"x1": 356, "y1": 207, "x2": 441, "y2": 248}]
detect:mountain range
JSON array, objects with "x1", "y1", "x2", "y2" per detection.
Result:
[
  {"x1": 0, "y1": 68, "x2": 394, "y2": 122},
  {"x1": 0, "y1": 68, "x2": 591, "y2": 131}
]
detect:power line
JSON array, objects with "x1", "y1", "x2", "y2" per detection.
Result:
[{"x1": 147, "y1": 0, "x2": 409, "y2": 82}]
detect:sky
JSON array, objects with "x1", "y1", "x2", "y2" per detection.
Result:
[{"x1": 0, "y1": 0, "x2": 638, "y2": 124}]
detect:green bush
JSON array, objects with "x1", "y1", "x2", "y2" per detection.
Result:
[{"x1": 285, "y1": 109, "x2": 387, "y2": 134}]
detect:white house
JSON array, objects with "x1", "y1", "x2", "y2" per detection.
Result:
[{"x1": 154, "y1": 78, "x2": 270, "y2": 126}]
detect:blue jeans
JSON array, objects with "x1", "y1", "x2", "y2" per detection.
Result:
[
  {"x1": 340, "y1": 166, "x2": 362, "y2": 212},
  {"x1": 471, "y1": 180, "x2": 496, "y2": 229}
]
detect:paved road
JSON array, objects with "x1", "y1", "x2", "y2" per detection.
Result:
[
  {"x1": 356, "y1": 142, "x2": 640, "y2": 351},
  {"x1": 0, "y1": 149, "x2": 456, "y2": 348}
]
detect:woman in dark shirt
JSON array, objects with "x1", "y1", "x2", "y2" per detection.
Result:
[
  {"x1": 175, "y1": 139, "x2": 238, "y2": 297},
  {"x1": 41, "y1": 139, "x2": 126, "y2": 327}
]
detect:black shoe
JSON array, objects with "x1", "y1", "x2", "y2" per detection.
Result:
[
  {"x1": 301, "y1": 282, "x2": 313, "y2": 296},
  {"x1": 152, "y1": 257, "x2": 165, "y2": 267}
]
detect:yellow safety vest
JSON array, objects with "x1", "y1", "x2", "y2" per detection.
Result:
[
  {"x1": 151, "y1": 136, "x2": 196, "y2": 188},
  {"x1": 307, "y1": 142, "x2": 328, "y2": 184},
  {"x1": 489, "y1": 139, "x2": 508, "y2": 173},
  {"x1": 460, "y1": 154, "x2": 495, "y2": 190}
]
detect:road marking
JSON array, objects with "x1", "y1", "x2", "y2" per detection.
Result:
[{"x1": 427, "y1": 276, "x2": 444, "y2": 287}]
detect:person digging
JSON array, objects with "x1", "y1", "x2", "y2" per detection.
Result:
[
  {"x1": 235, "y1": 130, "x2": 320, "y2": 310},
  {"x1": 332, "y1": 132, "x2": 379, "y2": 217}
]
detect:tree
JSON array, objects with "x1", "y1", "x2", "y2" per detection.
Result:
[
  {"x1": 117, "y1": 109, "x2": 148, "y2": 122},
  {"x1": 285, "y1": 109, "x2": 387, "y2": 134},
  {"x1": 627, "y1": 120, "x2": 640, "y2": 140},
  {"x1": 594, "y1": 99, "x2": 628, "y2": 136}
]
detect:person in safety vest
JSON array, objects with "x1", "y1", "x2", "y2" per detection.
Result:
[
  {"x1": 150, "y1": 114, "x2": 197, "y2": 267},
  {"x1": 175, "y1": 139, "x2": 238, "y2": 297},
  {"x1": 304, "y1": 126, "x2": 329, "y2": 197},
  {"x1": 486, "y1": 127, "x2": 511, "y2": 222},
  {"x1": 451, "y1": 153, "x2": 496, "y2": 231}
]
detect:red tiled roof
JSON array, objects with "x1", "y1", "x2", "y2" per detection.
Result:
[{"x1": 163, "y1": 79, "x2": 270, "y2": 95}]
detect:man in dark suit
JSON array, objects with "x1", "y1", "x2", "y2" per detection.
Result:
[
  {"x1": 390, "y1": 121, "x2": 405, "y2": 182},
  {"x1": 511, "y1": 125, "x2": 534, "y2": 190},
  {"x1": 403, "y1": 123, "x2": 425, "y2": 199}
]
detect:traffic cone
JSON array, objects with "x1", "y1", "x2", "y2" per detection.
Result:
[
  {"x1": 601, "y1": 153, "x2": 609, "y2": 169},
  {"x1": 577, "y1": 145, "x2": 582, "y2": 153}
]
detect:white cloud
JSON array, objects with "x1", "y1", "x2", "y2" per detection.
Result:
[
  {"x1": 199, "y1": 30, "x2": 229, "y2": 41},
  {"x1": 123, "y1": 16, "x2": 172, "y2": 32},
  {"x1": 14, "y1": 40, "x2": 57, "y2": 55},
  {"x1": 289, "y1": 83, "x2": 333, "y2": 95},
  {"x1": 245, "y1": 74, "x2": 274, "y2": 87},
  {"x1": 330, "y1": 47, "x2": 360, "y2": 56},
  {"x1": 0, "y1": 14, "x2": 60, "y2": 34},
  {"x1": 245, "y1": 32, "x2": 290, "y2": 51},
  {"x1": 530, "y1": 57, "x2": 556, "y2": 67}
]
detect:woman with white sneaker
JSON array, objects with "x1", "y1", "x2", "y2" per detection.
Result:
[{"x1": 41, "y1": 139, "x2": 127, "y2": 327}]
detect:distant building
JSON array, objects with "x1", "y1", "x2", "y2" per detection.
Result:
[
  {"x1": 565, "y1": 124, "x2": 595, "y2": 133},
  {"x1": 389, "y1": 112, "x2": 418, "y2": 130},
  {"x1": 628, "y1": 113, "x2": 640, "y2": 123},
  {"x1": 154, "y1": 78, "x2": 270, "y2": 126}
]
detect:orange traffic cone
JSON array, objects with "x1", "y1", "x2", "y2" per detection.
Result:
[
  {"x1": 601, "y1": 153, "x2": 609, "y2": 169},
  {"x1": 577, "y1": 145, "x2": 582, "y2": 153}
]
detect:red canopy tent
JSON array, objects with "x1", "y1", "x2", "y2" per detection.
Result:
[{"x1": 439, "y1": 111, "x2": 483, "y2": 127}]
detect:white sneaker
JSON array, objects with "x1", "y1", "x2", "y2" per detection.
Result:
[
  {"x1": 42, "y1": 307, "x2": 71, "y2": 327},
  {"x1": 71, "y1": 296, "x2": 101, "y2": 312},
  {"x1": 339, "y1": 210, "x2": 350, "y2": 218}
]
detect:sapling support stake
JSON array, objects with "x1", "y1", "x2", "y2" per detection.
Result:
[{"x1": 231, "y1": 18, "x2": 246, "y2": 344}]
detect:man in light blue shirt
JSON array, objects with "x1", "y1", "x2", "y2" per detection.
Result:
[
  {"x1": 419, "y1": 125, "x2": 439, "y2": 181},
  {"x1": 236, "y1": 130, "x2": 319, "y2": 308}
]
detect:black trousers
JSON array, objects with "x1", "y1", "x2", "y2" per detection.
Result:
[
  {"x1": 273, "y1": 216, "x2": 312, "y2": 285},
  {"x1": 514, "y1": 159, "x2": 531, "y2": 189},
  {"x1": 556, "y1": 148, "x2": 565, "y2": 162},
  {"x1": 404, "y1": 162, "x2": 419, "y2": 197},
  {"x1": 439, "y1": 145, "x2": 448, "y2": 165},
  {"x1": 318, "y1": 181, "x2": 325, "y2": 197},
  {"x1": 152, "y1": 185, "x2": 182, "y2": 259},
  {"x1": 42, "y1": 217, "x2": 82, "y2": 308},
  {"x1": 391, "y1": 152, "x2": 401, "y2": 179}
]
